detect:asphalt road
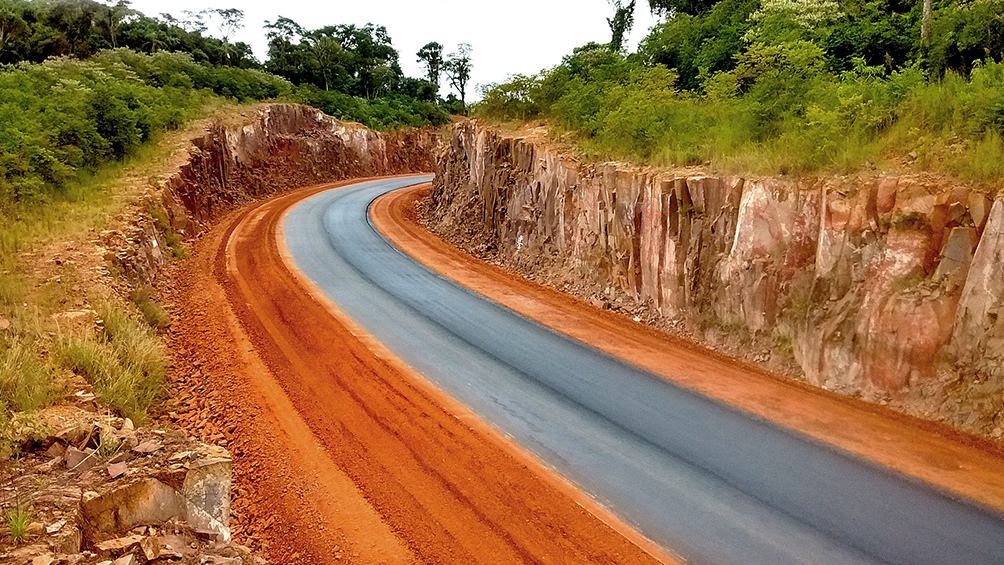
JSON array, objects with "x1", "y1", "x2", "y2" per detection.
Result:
[{"x1": 282, "y1": 176, "x2": 1004, "y2": 565}]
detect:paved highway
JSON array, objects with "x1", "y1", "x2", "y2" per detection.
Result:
[{"x1": 282, "y1": 176, "x2": 1004, "y2": 565}]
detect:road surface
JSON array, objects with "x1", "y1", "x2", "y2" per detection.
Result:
[{"x1": 280, "y1": 176, "x2": 1004, "y2": 564}]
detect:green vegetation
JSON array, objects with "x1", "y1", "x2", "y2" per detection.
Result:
[
  {"x1": 0, "y1": 2, "x2": 474, "y2": 457},
  {"x1": 129, "y1": 285, "x2": 169, "y2": 329},
  {"x1": 4, "y1": 504, "x2": 30, "y2": 544},
  {"x1": 0, "y1": 339, "x2": 61, "y2": 413},
  {"x1": 0, "y1": 0, "x2": 471, "y2": 258},
  {"x1": 479, "y1": 0, "x2": 1004, "y2": 183},
  {"x1": 57, "y1": 301, "x2": 166, "y2": 424},
  {"x1": 0, "y1": 49, "x2": 289, "y2": 210}
]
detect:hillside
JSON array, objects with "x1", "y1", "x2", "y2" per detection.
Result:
[{"x1": 478, "y1": 0, "x2": 1004, "y2": 186}]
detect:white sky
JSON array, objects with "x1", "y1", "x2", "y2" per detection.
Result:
[{"x1": 129, "y1": 0, "x2": 659, "y2": 100}]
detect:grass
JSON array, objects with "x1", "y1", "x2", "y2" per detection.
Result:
[
  {"x1": 0, "y1": 99, "x2": 240, "y2": 271},
  {"x1": 95, "y1": 429, "x2": 122, "y2": 459},
  {"x1": 130, "y1": 286, "x2": 170, "y2": 329},
  {"x1": 56, "y1": 301, "x2": 166, "y2": 424},
  {"x1": 5, "y1": 504, "x2": 30, "y2": 544},
  {"x1": 0, "y1": 339, "x2": 62, "y2": 413},
  {"x1": 478, "y1": 59, "x2": 1004, "y2": 187},
  {"x1": 0, "y1": 103, "x2": 245, "y2": 446}
]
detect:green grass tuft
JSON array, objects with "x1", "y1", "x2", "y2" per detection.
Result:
[
  {"x1": 0, "y1": 339, "x2": 61, "y2": 413},
  {"x1": 5, "y1": 505, "x2": 30, "y2": 544},
  {"x1": 129, "y1": 286, "x2": 170, "y2": 329}
]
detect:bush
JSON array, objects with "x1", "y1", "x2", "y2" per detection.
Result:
[
  {"x1": 0, "y1": 50, "x2": 293, "y2": 213},
  {"x1": 296, "y1": 86, "x2": 450, "y2": 130},
  {"x1": 476, "y1": 45, "x2": 1004, "y2": 182}
]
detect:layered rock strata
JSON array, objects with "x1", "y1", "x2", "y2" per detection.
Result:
[{"x1": 428, "y1": 120, "x2": 1003, "y2": 438}]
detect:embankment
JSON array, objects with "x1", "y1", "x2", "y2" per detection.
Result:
[
  {"x1": 107, "y1": 103, "x2": 439, "y2": 283},
  {"x1": 426, "y1": 120, "x2": 1004, "y2": 439}
]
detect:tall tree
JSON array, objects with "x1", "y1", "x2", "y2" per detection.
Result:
[
  {"x1": 100, "y1": 0, "x2": 133, "y2": 48},
  {"x1": 607, "y1": 0, "x2": 636, "y2": 51},
  {"x1": 180, "y1": 10, "x2": 207, "y2": 33},
  {"x1": 416, "y1": 41, "x2": 444, "y2": 85},
  {"x1": 306, "y1": 28, "x2": 350, "y2": 91},
  {"x1": 445, "y1": 43, "x2": 473, "y2": 107},
  {"x1": 0, "y1": 7, "x2": 28, "y2": 52},
  {"x1": 207, "y1": 8, "x2": 244, "y2": 64},
  {"x1": 920, "y1": 0, "x2": 932, "y2": 49}
]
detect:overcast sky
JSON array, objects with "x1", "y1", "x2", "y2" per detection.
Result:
[{"x1": 129, "y1": 0, "x2": 660, "y2": 99}]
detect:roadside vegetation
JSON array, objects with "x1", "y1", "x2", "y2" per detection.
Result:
[
  {"x1": 56, "y1": 300, "x2": 167, "y2": 424},
  {"x1": 477, "y1": 0, "x2": 1004, "y2": 183},
  {"x1": 0, "y1": 0, "x2": 474, "y2": 459}
]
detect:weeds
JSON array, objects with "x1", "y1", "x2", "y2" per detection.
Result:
[
  {"x1": 149, "y1": 206, "x2": 189, "y2": 260},
  {"x1": 95, "y1": 428, "x2": 122, "y2": 459},
  {"x1": 5, "y1": 504, "x2": 30, "y2": 544},
  {"x1": 0, "y1": 339, "x2": 61, "y2": 413}
]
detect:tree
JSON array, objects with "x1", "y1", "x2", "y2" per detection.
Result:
[
  {"x1": 445, "y1": 43, "x2": 473, "y2": 107},
  {"x1": 0, "y1": 7, "x2": 27, "y2": 53},
  {"x1": 179, "y1": 10, "x2": 207, "y2": 34},
  {"x1": 203, "y1": 8, "x2": 244, "y2": 64},
  {"x1": 920, "y1": 0, "x2": 932, "y2": 49},
  {"x1": 306, "y1": 29, "x2": 350, "y2": 91},
  {"x1": 416, "y1": 41, "x2": 444, "y2": 85},
  {"x1": 100, "y1": 0, "x2": 133, "y2": 48},
  {"x1": 607, "y1": 1, "x2": 636, "y2": 51},
  {"x1": 648, "y1": 0, "x2": 718, "y2": 16}
]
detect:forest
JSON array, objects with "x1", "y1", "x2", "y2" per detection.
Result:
[
  {"x1": 0, "y1": 0, "x2": 466, "y2": 209},
  {"x1": 478, "y1": 0, "x2": 1004, "y2": 183}
]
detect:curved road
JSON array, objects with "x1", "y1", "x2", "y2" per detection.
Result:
[{"x1": 282, "y1": 176, "x2": 1004, "y2": 565}]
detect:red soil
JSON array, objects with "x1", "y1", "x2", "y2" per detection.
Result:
[{"x1": 164, "y1": 178, "x2": 669, "y2": 564}]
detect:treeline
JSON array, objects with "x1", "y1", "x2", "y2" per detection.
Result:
[
  {"x1": 0, "y1": 0, "x2": 257, "y2": 67},
  {"x1": 479, "y1": 0, "x2": 1004, "y2": 182},
  {"x1": 0, "y1": 0, "x2": 468, "y2": 122},
  {"x1": 0, "y1": 49, "x2": 291, "y2": 206},
  {"x1": 1, "y1": 0, "x2": 472, "y2": 208}
]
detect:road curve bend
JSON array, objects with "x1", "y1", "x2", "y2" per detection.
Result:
[{"x1": 281, "y1": 176, "x2": 1004, "y2": 565}]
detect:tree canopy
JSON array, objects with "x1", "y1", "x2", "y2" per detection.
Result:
[{"x1": 0, "y1": 0, "x2": 257, "y2": 67}]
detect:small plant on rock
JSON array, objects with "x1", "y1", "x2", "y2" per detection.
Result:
[{"x1": 5, "y1": 504, "x2": 30, "y2": 544}]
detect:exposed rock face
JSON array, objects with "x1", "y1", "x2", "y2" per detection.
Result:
[
  {"x1": 428, "y1": 120, "x2": 1004, "y2": 437},
  {"x1": 113, "y1": 103, "x2": 439, "y2": 282}
]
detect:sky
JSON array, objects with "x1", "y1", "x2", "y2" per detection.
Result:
[{"x1": 129, "y1": 0, "x2": 660, "y2": 100}]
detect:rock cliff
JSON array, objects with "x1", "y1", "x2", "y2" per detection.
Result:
[
  {"x1": 111, "y1": 103, "x2": 439, "y2": 283},
  {"x1": 427, "y1": 120, "x2": 1003, "y2": 438}
]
